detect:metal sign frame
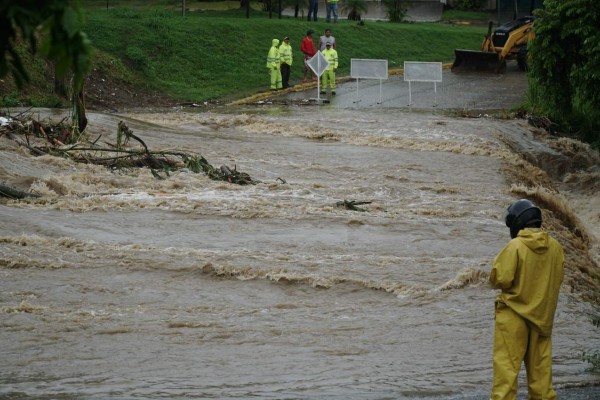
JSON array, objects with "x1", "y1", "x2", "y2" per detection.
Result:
[
  {"x1": 307, "y1": 51, "x2": 330, "y2": 102},
  {"x1": 350, "y1": 59, "x2": 388, "y2": 105},
  {"x1": 403, "y1": 61, "x2": 443, "y2": 106}
]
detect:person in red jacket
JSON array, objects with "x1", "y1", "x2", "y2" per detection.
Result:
[{"x1": 300, "y1": 29, "x2": 317, "y2": 83}]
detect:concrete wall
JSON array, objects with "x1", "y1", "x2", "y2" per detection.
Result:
[
  {"x1": 283, "y1": 0, "x2": 444, "y2": 22},
  {"x1": 446, "y1": 0, "x2": 496, "y2": 10}
]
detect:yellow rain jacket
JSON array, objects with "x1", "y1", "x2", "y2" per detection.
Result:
[
  {"x1": 322, "y1": 48, "x2": 338, "y2": 71},
  {"x1": 490, "y1": 228, "x2": 564, "y2": 336},
  {"x1": 266, "y1": 39, "x2": 282, "y2": 90},
  {"x1": 266, "y1": 39, "x2": 280, "y2": 69},
  {"x1": 279, "y1": 41, "x2": 293, "y2": 66},
  {"x1": 490, "y1": 228, "x2": 564, "y2": 400}
]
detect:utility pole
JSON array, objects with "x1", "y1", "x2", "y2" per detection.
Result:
[{"x1": 182, "y1": 0, "x2": 186, "y2": 17}]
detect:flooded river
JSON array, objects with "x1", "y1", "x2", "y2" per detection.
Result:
[{"x1": 1, "y1": 102, "x2": 599, "y2": 398}]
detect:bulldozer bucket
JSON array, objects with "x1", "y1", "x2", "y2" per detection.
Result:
[{"x1": 451, "y1": 50, "x2": 506, "y2": 73}]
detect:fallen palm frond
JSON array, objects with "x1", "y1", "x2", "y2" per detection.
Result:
[
  {"x1": 336, "y1": 200, "x2": 372, "y2": 212},
  {"x1": 0, "y1": 112, "x2": 259, "y2": 186},
  {"x1": 0, "y1": 182, "x2": 41, "y2": 199}
]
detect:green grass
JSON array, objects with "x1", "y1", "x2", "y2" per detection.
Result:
[
  {"x1": 441, "y1": 9, "x2": 494, "y2": 23},
  {"x1": 84, "y1": 0, "x2": 264, "y2": 12},
  {"x1": 2, "y1": 5, "x2": 488, "y2": 105},
  {"x1": 0, "y1": 43, "x2": 69, "y2": 108},
  {"x1": 81, "y1": 6, "x2": 484, "y2": 102}
]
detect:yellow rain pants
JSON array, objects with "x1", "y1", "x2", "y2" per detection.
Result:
[
  {"x1": 492, "y1": 302, "x2": 556, "y2": 400},
  {"x1": 267, "y1": 39, "x2": 282, "y2": 90},
  {"x1": 270, "y1": 67, "x2": 282, "y2": 90},
  {"x1": 321, "y1": 48, "x2": 338, "y2": 90},
  {"x1": 321, "y1": 69, "x2": 336, "y2": 89},
  {"x1": 490, "y1": 228, "x2": 563, "y2": 400}
]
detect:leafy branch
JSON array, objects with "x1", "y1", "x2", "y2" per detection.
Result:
[{"x1": 1, "y1": 113, "x2": 260, "y2": 189}]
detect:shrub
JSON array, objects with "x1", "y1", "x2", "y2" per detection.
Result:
[
  {"x1": 341, "y1": 0, "x2": 368, "y2": 20},
  {"x1": 381, "y1": 0, "x2": 407, "y2": 22},
  {"x1": 582, "y1": 316, "x2": 600, "y2": 371},
  {"x1": 125, "y1": 46, "x2": 154, "y2": 74},
  {"x1": 527, "y1": 0, "x2": 600, "y2": 148},
  {"x1": 452, "y1": 0, "x2": 486, "y2": 11}
]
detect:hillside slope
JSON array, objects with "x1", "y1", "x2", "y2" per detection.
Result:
[{"x1": 1, "y1": 7, "x2": 485, "y2": 109}]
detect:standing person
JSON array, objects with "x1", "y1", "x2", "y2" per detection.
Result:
[
  {"x1": 300, "y1": 29, "x2": 317, "y2": 83},
  {"x1": 318, "y1": 28, "x2": 336, "y2": 52},
  {"x1": 320, "y1": 41, "x2": 338, "y2": 95},
  {"x1": 325, "y1": 0, "x2": 339, "y2": 23},
  {"x1": 266, "y1": 38, "x2": 282, "y2": 91},
  {"x1": 490, "y1": 199, "x2": 564, "y2": 400},
  {"x1": 307, "y1": 0, "x2": 318, "y2": 21},
  {"x1": 279, "y1": 37, "x2": 293, "y2": 89}
]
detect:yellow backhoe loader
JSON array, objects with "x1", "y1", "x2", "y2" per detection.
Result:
[{"x1": 452, "y1": 16, "x2": 535, "y2": 73}]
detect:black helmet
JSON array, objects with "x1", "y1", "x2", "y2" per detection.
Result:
[{"x1": 504, "y1": 199, "x2": 542, "y2": 238}]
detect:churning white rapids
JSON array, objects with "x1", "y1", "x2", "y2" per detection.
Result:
[{"x1": 1, "y1": 105, "x2": 599, "y2": 399}]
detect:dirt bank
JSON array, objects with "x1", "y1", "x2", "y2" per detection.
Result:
[{"x1": 83, "y1": 67, "x2": 181, "y2": 112}]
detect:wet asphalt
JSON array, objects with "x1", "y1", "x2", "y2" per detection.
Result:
[{"x1": 269, "y1": 62, "x2": 529, "y2": 112}]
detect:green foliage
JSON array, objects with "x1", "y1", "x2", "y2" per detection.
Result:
[
  {"x1": 527, "y1": 0, "x2": 600, "y2": 147},
  {"x1": 0, "y1": 0, "x2": 92, "y2": 91},
  {"x1": 0, "y1": 39, "x2": 69, "y2": 108},
  {"x1": 452, "y1": 0, "x2": 487, "y2": 11},
  {"x1": 583, "y1": 352, "x2": 600, "y2": 370},
  {"x1": 145, "y1": 9, "x2": 177, "y2": 28},
  {"x1": 92, "y1": 52, "x2": 135, "y2": 83},
  {"x1": 110, "y1": 7, "x2": 144, "y2": 18},
  {"x1": 340, "y1": 0, "x2": 368, "y2": 20},
  {"x1": 441, "y1": 9, "x2": 493, "y2": 22},
  {"x1": 80, "y1": 6, "x2": 482, "y2": 102},
  {"x1": 582, "y1": 315, "x2": 600, "y2": 371},
  {"x1": 381, "y1": 0, "x2": 408, "y2": 22},
  {"x1": 0, "y1": 92, "x2": 66, "y2": 108},
  {"x1": 3, "y1": 5, "x2": 485, "y2": 107},
  {"x1": 125, "y1": 46, "x2": 155, "y2": 74},
  {"x1": 1, "y1": 92, "x2": 21, "y2": 108}
]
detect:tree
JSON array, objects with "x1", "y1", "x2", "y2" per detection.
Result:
[
  {"x1": 452, "y1": 0, "x2": 486, "y2": 11},
  {"x1": 381, "y1": 0, "x2": 407, "y2": 22},
  {"x1": 341, "y1": 0, "x2": 368, "y2": 21},
  {"x1": 527, "y1": 0, "x2": 600, "y2": 146},
  {"x1": 0, "y1": 0, "x2": 92, "y2": 134}
]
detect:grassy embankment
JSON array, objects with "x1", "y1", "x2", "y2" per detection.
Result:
[{"x1": 1, "y1": 2, "x2": 488, "y2": 106}]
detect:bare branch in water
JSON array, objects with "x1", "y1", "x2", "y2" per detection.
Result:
[{"x1": 0, "y1": 113, "x2": 260, "y2": 187}]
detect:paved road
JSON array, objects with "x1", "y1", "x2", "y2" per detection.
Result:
[{"x1": 275, "y1": 62, "x2": 528, "y2": 112}]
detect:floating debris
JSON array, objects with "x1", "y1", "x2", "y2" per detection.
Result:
[
  {"x1": 335, "y1": 200, "x2": 372, "y2": 212},
  {"x1": 0, "y1": 182, "x2": 41, "y2": 199},
  {"x1": 0, "y1": 112, "x2": 260, "y2": 192}
]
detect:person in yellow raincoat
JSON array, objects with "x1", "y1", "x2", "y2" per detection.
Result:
[
  {"x1": 279, "y1": 36, "x2": 293, "y2": 89},
  {"x1": 490, "y1": 199, "x2": 564, "y2": 400},
  {"x1": 266, "y1": 39, "x2": 282, "y2": 90},
  {"x1": 320, "y1": 41, "x2": 338, "y2": 95}
]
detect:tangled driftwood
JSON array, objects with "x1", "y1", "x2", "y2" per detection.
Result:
[
  {"x1": 336, "y1": 200, "x2": 372, "y2": 212},
  {"x1": 0, "y1": 183, "x2": 41, "y2": 199},
  {"x1": 0, "y1": 112, "x2": 259, "y2": 198}
]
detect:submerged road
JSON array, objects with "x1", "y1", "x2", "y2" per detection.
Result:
[
  {"x1": 241, "y1": 64, "x2": 600, "y2": 400},
  {"x1": 264, "y1": 63, "x2": 528, "y2": 112}
]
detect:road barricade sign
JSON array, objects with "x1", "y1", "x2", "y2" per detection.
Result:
[
  {"x1": 307, "y1": 51, "x2": 330, "y2": 101},
  {"x1": 404, "y1": 61, "x2": 442, "y2": 106},
  {"x1": 351, "y1": 59, "x2": 388, "y2": 104}
]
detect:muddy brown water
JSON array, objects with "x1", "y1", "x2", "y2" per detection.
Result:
[{"x1": 1, "y1": 69, "x2": 599, "y2": 399}]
